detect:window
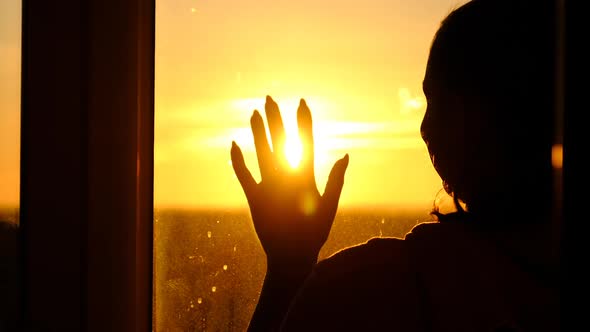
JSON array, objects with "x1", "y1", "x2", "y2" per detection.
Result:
[
  {"x1": 0, "y1": 0, "x2": 21, "y2": 330},
  {"x1": 16, "y1": 0, "x2": 569, "y2": 329},
  {"x1": 154, "y1": 0, "x2": 467, "y2": 330},
  {"x1": 0, "y1": 0, "x2": 21, "y2": 221}
]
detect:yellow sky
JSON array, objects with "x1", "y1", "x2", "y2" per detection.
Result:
[
  {"x1": 0, "y1": 0, "x2": 468, "y2": 208},
  {"x1": 154, "y1": 0, "x2": 467, "y2": 209},
  {"x1": 0, "y1": 0, "x2": 21, "y2": 207}
]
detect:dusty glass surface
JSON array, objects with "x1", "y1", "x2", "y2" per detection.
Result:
[{"x1": 153, "y1": 1, "x2": 465, "y2": 330}]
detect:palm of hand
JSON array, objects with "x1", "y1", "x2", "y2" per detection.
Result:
[{"x1": 231, "y1": 96, "x2": 349, "y2": 265}]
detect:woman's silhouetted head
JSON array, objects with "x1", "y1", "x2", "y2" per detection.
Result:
[{"x1": 420, "y1": 0, "x2": 556, "y2": 224}]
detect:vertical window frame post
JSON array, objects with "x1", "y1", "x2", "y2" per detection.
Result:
[{"x1": 20, "y1": 0, "x2": 155, "y2": 330}]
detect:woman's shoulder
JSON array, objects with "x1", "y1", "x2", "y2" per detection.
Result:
[
  {"x1": 282, "y1": 235, "x2": 423, "y2": 331},
  {"x1": 314, "y1": 220, "x2": 451, "y2": 275},
  {"x1": 315, "y1": 235, "x2": 407, "y2": 274}
]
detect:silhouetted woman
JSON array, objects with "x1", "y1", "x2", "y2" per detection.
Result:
[{"x1": 230, "y1": 0, "x2": 560, "y2": 330}]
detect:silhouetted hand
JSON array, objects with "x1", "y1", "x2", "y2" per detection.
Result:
[{"x1": 231, "y1": 96, "x2": 349, "y2": 268}]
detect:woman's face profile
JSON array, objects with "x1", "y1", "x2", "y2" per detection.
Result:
[
  {"x1": 419, "y1": 44, "x2": 479, "y2": 201},
  {"x1": 419, "y1": 52, "x2": 461, "y2": 189}
]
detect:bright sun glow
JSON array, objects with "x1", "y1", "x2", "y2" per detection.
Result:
[{"x1": 284, "y1": 136, "x2": 303, "y2": 169}]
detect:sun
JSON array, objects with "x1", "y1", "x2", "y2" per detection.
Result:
[{"x1": 284, "y1": 136, "x2": 303, "y2": 169}]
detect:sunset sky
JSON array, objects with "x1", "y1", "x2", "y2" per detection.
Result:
[
  {"x1": 154, "y1": 0, "x2": 466, "y2": 209},
  {"x1": 0, "y1": 0, "x2": 21, "y2": 207},
  {"x1": 0, "y1": 0, "x2": 467, "y2": 209}
]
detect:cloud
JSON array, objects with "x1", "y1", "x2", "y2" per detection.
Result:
[
  {"x1": 184, "y1": 119, "x2": 423, "y2": 151},
  {"x1": 398, "y1": 88, "x2": 426, "y2": 115}
]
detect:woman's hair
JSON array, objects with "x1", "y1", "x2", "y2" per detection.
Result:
[{"x1": 424, "y1": 0, "x2": 556, "y2": 224}]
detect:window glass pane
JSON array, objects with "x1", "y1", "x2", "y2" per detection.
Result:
[
  {"x1": 154, "y1": 0, "x2": 465, "y2": 330},
  {"x1": 0, "y1": 0, "x2": 21, "y2": 330}
]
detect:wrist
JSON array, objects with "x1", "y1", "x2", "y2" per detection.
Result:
[{"x1": 266, "y1": 255, "x2": 317, "y2": 277}]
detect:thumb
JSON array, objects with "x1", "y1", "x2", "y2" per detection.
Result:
[
  {"x1": 231, "y1": 141, "x2": 256, "y2": 199},
  {"x1": 321, "y1": 154, "x2": 349, "y2": 214}
]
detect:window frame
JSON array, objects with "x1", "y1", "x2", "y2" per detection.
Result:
[{"x1": 20, "y1": 0, "x2": 154, "y2": 330}]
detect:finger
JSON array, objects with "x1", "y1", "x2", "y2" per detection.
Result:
[
  {"x1": 321, "y1": 154, "x2": 349, "y2": 217},
  {"x1": 251, "y1": 110, "x2": 274, "y2": 180},
  {"x1": 265, "y1": 95, "x2": 287, "y2": 167},
  {"x1": 297, "y1": 98, "x2": 315, "y2": 181},
  {"x1": 231, "y1": 141, "x2": 257, "y2": 199}
]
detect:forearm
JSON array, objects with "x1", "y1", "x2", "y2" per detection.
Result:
[{"x1": 247, "y1": 259, "x2": 316, "y2": 332}]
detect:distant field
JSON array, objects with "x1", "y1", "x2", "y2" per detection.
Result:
[
  {"x1": 154, "y1": 207, "x2": 432, "y2": 331},
  {"x1": 0, "y1": 206, "x2": 434, "y2": 331},
  {"x1": 0, "y1": 207, "x2": 18, "y2": 225}
]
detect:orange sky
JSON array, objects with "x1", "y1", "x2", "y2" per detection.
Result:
[
  {"x1": 0, "y1": 0, "x2": 21, "y2": 207},
  {"x1": 0, "y1": 0, "x2": 468, "y2": 209},
  {"x1": 154, "y1": 0, "x2": 467, "y2": 209}
]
